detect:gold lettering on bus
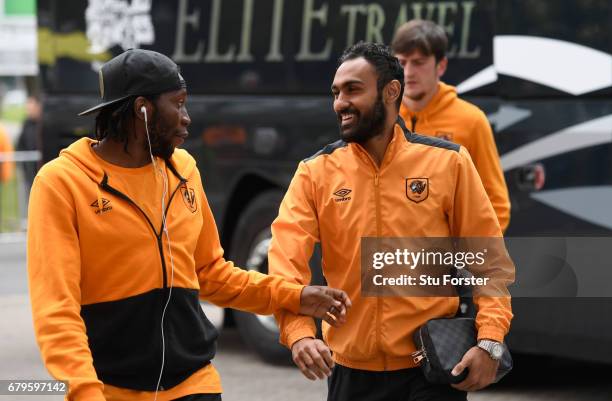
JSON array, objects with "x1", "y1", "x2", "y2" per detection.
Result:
[
  {"x1": 412, "y1": 2, "x2": 437, "y2": 21},
  {"x1": 265, "y1": 0, "x2": 285, "y2": 62},
  {"x1": 204, "y1": 0, "x2": 235, "y2": 62},
  {"x1": 366, "y1": 4, "x2": 385, "y2": 43},
  {"x1": 170, "y1": 0, "x2": 482, "y2": 64},
  {"x1": 296, "y1": 0, "x2": 333, "y2": 61},
  {"x1": 458, "y1": 1, "x2": 480, "y2": 58},
  {"x1": 172, "y1": 0, "x2": 204, "y2": 63},
  {"x1": 437, "y1": 2, "x2": 459, "y2": 57},
  {"x1": 340, "y1": 4, "x2": 367, "y2": 46},
  {"x1": 236, "y1": 0, "x2": 255, "y2": 62}
]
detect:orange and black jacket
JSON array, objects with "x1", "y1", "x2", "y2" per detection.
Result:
[
  {"x1": 269, "y1": 118, "x2": 513, "y2": 372},
  {"x1": 400, "y1": 82, "x2": 510, "y2": 232},
  {"x1": 27, "y1": 138, "x2": 304, "y2": 401}
]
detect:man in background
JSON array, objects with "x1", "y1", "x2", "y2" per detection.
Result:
[
  {"x1": 391, "y1": 20, "x2": 510, "y2": 232},
  {"x1": 17, "y1": 95, "x2": 42, "y2": 194}
]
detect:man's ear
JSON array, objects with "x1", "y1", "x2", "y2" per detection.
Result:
[
  {"x1": 134, "y1": 96, "x2": 150, "y2": 121},
  {"x1": 384, "y1": 80, "x2": 402, "y2": 106},
  {"x1": 436, "y1": 57, "x2": 448, "y2": 79}
]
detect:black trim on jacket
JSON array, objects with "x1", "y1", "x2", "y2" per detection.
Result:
[
  {"x1": 81, "y1": 288, "x2": 218, "y2": 391},
  {"x1": 304, "y1": 139, "x2": 348, "y2": 162},
  {"x1": 397, "y1": 116, "x2": 460, "y2": 152}
]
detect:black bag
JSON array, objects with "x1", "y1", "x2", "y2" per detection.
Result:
[{"x1": 412, "y1": 317, "x2": 513, "y2": 384}]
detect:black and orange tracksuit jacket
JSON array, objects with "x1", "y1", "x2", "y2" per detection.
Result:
[
  {"x1": 27, "y1": 138, "x2": 304, "y2": 401},
  {"x1": 400, "y1": 82, "x2": 510, "y2": 232},
  {"x1": 269, "y1": 118, "x2": 513, "y2": 372}
]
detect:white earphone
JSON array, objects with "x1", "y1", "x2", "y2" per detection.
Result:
[{"x1": 141, "y1": 105, "x2": 159, "y2": 175}]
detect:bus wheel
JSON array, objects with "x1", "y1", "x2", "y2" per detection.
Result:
[{"x1": 230, "y1": 190, "x2": 292, "y2": 365}]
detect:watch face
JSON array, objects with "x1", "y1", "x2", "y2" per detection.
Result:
[{"x1": 492, "y1": 343, "x2": 504, "y2": 359}]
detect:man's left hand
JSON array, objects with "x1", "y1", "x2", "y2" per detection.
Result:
[
  {"x1": 451, "y1": 346, "x2": 499, "y2": 392},
  {"x1": 299, "y1": 286, "x2": 351, "y2": 327}
]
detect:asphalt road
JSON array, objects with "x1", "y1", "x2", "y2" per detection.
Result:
[{"x1": 1, "y1": 238, "x2": 611, "y2": 401}]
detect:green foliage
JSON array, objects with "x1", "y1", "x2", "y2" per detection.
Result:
[
  {"x1": 0, "y1": 175, "x2": 20, "y2": 232},
  {"x1": 0, "y1": 105, "x2": 26, "y2": 123}
]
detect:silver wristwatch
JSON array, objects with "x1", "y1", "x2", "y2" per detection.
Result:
[{"x1": 477, "y1": 339, "x2": 504, "y2": 361}]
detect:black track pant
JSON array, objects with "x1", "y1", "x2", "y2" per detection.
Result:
[{"x1": 328, "y1": 364, "x2": 467, "y2": 401}]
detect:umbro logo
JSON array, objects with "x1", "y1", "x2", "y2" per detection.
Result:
[
  {"x1": 90, "y1": 198, "x2": 113, "y2": 214},
  {"x1": 333, "y1": 188, "x2": 352, "y2": 203}
]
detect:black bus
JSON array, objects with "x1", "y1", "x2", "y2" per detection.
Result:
[{"x1": 37, "y1": 0, "x2": 612, "y2": 364}]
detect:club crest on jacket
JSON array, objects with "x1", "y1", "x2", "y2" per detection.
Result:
[
  {"x1": 181, "y1": 184, "x2": 198, "y2": 213},
  {"x1": 435, "y1": 131, "x2": 454, "y2": 142},
  {"x1": 406, "y1": 178, "x2": 429, "y2": 203}
]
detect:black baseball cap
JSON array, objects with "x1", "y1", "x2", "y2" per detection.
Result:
[{"x1": 78, "y1": 49, "x2": 186, "y2": 116}]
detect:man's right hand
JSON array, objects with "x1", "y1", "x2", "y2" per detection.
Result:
[
  {"x1": 291, "y1": 337, "x2": 333, "y2": 380},
  {"x1": 299, "y1": 285, "x2": 351, "y2": 327}
]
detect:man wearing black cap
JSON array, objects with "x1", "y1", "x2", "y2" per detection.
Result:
[{"x1": 27, "y1": 49, "x2": 351, "y2": 401}]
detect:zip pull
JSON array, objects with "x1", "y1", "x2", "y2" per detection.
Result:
[
  {"x1": 375, "y1": 174, "x2": 379, "y2": 187},
  {"x1": 411, "y1": 116, "x2": 417, "y2": 132},
  {"x1": 410, "y1": 348, "x2": 426, "y2": 364}
]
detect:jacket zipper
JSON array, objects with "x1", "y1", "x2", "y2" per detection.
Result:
[
  {"x1": 411, "y1": 116, "x2": 418, "y2": 132},
  {"x1": 410, "y1": 329, "x2": 428, "y2": 364},
  {"x1": 359, "y1": 147, "x2": 387, "y2": 370},
  {"x1": 100, "y1": 177, "x2": 185, "y2": 289},
  {"x1": 374, "y1": 172, "x2": 387, "y2": 370}
]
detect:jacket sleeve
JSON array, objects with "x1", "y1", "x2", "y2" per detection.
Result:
[
  {"x1": 194, "y1": 170, "x2": 303, "y2": 315},
  {"x1": 268, "y1": 162, "x2": 319, "y2": 348},
  {"x1": 449, "y1": 147, "x2": 514, "y2": 343},
  {"x1": 0, "y1": 125, "x2": 15, "y2": 183},
  {"x1": 27, "y1": 176, "x2": 106, "y2": 401},
  {"x1": 467, "y1": 112, "x2": 511, "y2": 232}
]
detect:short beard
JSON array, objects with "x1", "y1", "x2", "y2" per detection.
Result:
[
  {"x1": 144, "y1": 112, "x2": 175, "y2": 160},
  {"x1": 339, "y1": 93, "x2": 387, "y2": 145}
]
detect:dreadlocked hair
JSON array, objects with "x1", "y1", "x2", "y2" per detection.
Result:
[{"x1": 94, "y1": 94, "x2": 159, "y2": 153}]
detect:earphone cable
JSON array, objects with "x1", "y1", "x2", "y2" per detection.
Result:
[{"x1": 144, "y1": 109, "x2": 175, "y2": 401}]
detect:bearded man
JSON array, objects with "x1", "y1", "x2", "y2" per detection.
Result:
[{"x1": 268, "y1": 42, "x2": 513, "y2": 401}]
